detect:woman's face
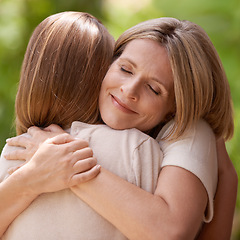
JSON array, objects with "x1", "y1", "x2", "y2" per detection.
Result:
[{"x1": 99, "y1": 39, "x2": 175, "y2": 132}]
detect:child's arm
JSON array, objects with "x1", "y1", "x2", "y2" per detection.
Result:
[
  {"x1": 0, "y1": 171, "x2": 38, "y2": 236},
  {"x1": 0, "y1": 134, "x2": 100, "y2": 237},
  {"x1": 197, "y1": 139, "x2": 238, "y2": 240}
]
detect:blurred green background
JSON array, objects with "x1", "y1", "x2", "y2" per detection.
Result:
[{"x1": 0, "y1": 0, "x2": 239, "y2": 238}]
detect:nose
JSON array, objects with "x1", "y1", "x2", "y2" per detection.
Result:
[{"x1": 120, "y1": 79, "x2": 140, "y2": 101}]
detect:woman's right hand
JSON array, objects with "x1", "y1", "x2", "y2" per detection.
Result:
[{"x1": 11, "y1": 133, "x2": 101, "y2": 196}]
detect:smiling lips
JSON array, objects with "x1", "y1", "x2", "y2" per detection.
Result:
[{"x1": 110, "y1": 94, "x2": 137, "y2": 114}]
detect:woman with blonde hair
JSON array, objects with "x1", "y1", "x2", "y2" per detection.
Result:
[
  {"x1": 1, "y1": 16, "x2": 237, "y2": 240},
  {"x1": 68, "y1": 17, "x2": 236, "y2": 239}
]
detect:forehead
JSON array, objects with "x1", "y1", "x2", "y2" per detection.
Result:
[
  {"x1": 120, "y1": 39, "x2": 170, "y2": 71},
  {"x1": 120, "y1": 39, "x2": 173, "y2": 91},
  {"x1": 122, "y1": 38, "x2": 163, "y2": 56}
]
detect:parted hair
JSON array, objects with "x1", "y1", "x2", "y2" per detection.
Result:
[
  {"x1": 15, "y1": 11, "x2": 114, "y2": 135},
  {"x1": 114, "y1": 17, "x2": 234, "y2": 141}
]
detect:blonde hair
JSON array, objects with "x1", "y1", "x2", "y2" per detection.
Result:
[
  {"x1": 16, "y1": 11, "x2": 114, "y2": 135},
  {"x1": 114, "y1": 17, "x2": 234, "y2": 141}
]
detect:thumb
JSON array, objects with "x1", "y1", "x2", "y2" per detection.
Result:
[
  {"x1": 46, "y1": 133, "x2": 75, "y2": 145},
  {"x1": 8, "y1": 163, "x2": 25, "y2": 175},
  {"x1": 44, "y1": 124, "x2": 65, "y2": 133}
]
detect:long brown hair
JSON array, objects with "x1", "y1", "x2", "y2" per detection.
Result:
[
  {"x1": 15, "y1": 11, "x2": 114, "y2": 135},
  {"x1": 114, "y1": 17, "x2": 234, "y2": 141}
]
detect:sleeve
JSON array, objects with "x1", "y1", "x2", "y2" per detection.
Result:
[
  {"x1": 131, "y1": 137, "x2": 163, "y2": 193},
  {"x1": 158, "y1": 120, "x2": 218, "y2": 223}
]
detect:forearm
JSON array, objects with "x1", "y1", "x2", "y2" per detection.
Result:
[
  {"x1": 0, "y1": 173, "x2": 38, "y2": 236},
  {"x1": 72, "y1": 169, "x2": 167, "y2": 240},
  {"x1": 71, "y1": 167, "x2": 203, "y2": 240}
]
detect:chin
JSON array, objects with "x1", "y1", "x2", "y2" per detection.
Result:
[
  {"x1": 108, "y1": 123, "x2": 126, "y2": 130},
  {"x1": 102, "y1": 118, "x2": 121, "y2": 130},
  {"x1": 105, "y1": 120, "x2": 130, "y2": 130}
]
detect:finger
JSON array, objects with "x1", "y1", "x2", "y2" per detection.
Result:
[
  {"x1": 47, "y1": 135, "x2": 89, "y2": 153},
  {"x1": 6, "y1": 135, "x2": 30, "y2": 148},
  {"x1": 46, "y1": 133, "x2": 75, "y2": 145},
  {"x1": 4, "y1": 149, "x2": 27, "y2": 161},
  {"x1": 27, "y1": 126, "x2": 42, "y2": 136},
  {"x1": 8, "y1": 166, "x2": 20, "y2": 175},
  {"x1": 70, "y1": 165, "x2": 101, "y2": 186},
  {"x1": 72, "y1": 147, "x2": 93, "y2": 162},
  {"x1": 44, "y1": 124, "x2": 65, "y2": 133},
  {"x1": 73, "y1": 157, "x2": 97, "y2": 174},
  {"x1": 8, "y1": 163, "x2": 25, "y2": 175}
]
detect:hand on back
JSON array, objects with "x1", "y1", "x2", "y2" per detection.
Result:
[{"x1": 5, "y1": 125, "x2": 101, "y2": 195}]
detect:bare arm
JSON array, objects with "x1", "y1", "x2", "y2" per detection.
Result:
[
  {"x1": 70, "y1": 121, "x2": 215, "y2": 240},
  {"x1": 197, "y1": 139, "x2": 238, "y2": 240},
  {"x1": 71, "y1": 165, "x2": 207, "y2": 240},
  {"x1": 0, "y1": 133, "x2": 100, "y2": 237},
  {"x1": 0, "y1": 170, "x2": 38, "y2": 236},
  {"x1": 4, "y1": 125, "x2": 214, "y2": 239}
]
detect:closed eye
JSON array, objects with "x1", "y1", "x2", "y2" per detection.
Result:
[
  {"x1": 121, "y1": 67, "x2": 133, "y2": 74},
  {"x1": 148, "y1": 84, "x2": 160, "y2": 95}
]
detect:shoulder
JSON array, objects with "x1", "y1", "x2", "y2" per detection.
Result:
[
  {"x1": 70, "y1": 121, "x2": 156, "y2": 149},
  {"x1": 70, "y1": 121, "x2": 162, "y2": 189},
  {"x1": 157, "y1": 119, "x2": 216, "y2": 155},
  {"x1": 156, "y1": 119, "x2": 218, "y2": 222},
  {"x1": 157, "y1": 119, "x2": 215, "y2": 141}
]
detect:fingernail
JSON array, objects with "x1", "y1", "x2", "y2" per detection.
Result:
[{"x1": 96, "y1": 164, "x2": 101, "y2": 170}]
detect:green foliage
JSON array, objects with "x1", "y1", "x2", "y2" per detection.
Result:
[{"x1": 0, "y1": 0, "x2": 239, "y2": 237}]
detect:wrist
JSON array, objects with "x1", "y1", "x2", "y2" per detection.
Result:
[{"x1": 10, "y1": 169, "x2": 40, "y2": 199}]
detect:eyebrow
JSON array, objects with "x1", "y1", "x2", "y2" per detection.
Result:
[{"x1": 118, "y1": 57, "x2": 137, "y2": 68}]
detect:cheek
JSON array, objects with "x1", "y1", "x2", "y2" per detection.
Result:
[
  {"x1": 100, "y1": 75, "x2": 113, "y2": 92},
  {"x1": 98, "y1": 84, "x2": 106, "y2": 113},
  {"x1": 100, "y1": 75, "x2": 108, "y2": 89},
  {"x1": 102, "y1": 65, "x2": 122, "y2": 89},
  {"x1": 99, "y1": 72, "x2": 113, "y2": 99},
  {"x1": 148, "y1": 102, "x2": 168, "y2": 123}
]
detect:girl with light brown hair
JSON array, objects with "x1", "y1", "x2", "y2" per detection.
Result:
[
  {"x1": 0, "y1": 11, "x2": 116, "y2": 238},
  {"x1": 15, "y1": 11, "x2": 114, "y2": 134},
  {"x1": 0, "y1": 15, "x2": 237, "y2": 240}
]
